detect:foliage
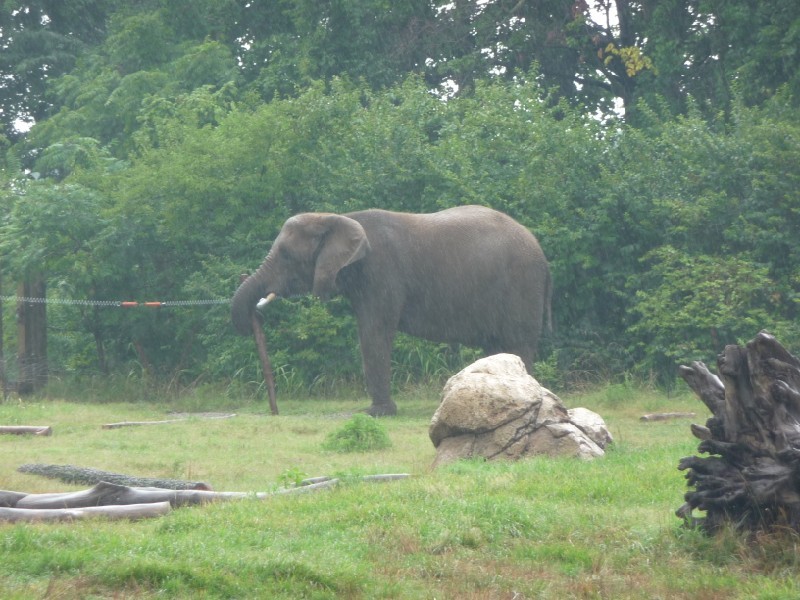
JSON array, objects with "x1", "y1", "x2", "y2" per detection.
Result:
[
  {"x1": 321, "y1": 413, "x2": 392, "y2": 453},
  {"x1": 276, "y1": 466, "x2": 309, "y2": 488},
  {"x1": 628, "y1": 246, "x2": 790, "y2": 379},
  {"x1": 1, "y1": 1, "x2": 799, "y2": 394}
]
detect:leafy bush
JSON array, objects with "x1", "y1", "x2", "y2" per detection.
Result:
[{"x1": 322, "y1": 414, "x2": 392, "y2": 453}]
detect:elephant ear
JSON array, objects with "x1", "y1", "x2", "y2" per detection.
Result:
[{"x1": 313, "y1": 215, "x2": 370, "y2": 299}]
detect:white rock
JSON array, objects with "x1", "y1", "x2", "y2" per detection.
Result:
[
  {"x1": 568, "y1": 407, "x2": 614, "y2": 449},
  {"x1": 430, "y1": 354, "x2": 611, "y2": 467}
]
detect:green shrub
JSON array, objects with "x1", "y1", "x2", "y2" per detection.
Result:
[{"x1": 322, "y1": 414, "x2": 392, "y2": 453}]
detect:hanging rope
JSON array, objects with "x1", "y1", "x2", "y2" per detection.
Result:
[{"x1": 0, "y1": 296, "x2": 229, "y2": 307}]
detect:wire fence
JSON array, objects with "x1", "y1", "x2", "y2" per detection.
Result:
[
  {"x1": 1, "y1": 296, "x2": 230, "y2": 307},
  {"x1": 0, "y1": 295, "x2": 231, "y2": 396}
]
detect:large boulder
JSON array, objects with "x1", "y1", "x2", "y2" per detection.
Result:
[{"x1": 429, "y1": 354, "x2": 611, "y2": 468}]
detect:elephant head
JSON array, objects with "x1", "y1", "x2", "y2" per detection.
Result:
[{"x1": 231, "y1": 213, "x2": 370, "y2": 335}]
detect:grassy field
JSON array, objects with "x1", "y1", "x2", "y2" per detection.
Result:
[{"x1": 1, "y1": 383, "x2": 799, "y2": 599}]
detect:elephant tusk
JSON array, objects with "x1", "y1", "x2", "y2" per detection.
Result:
[{"x1": 256, "y1": 293, "x2": 277, "y2": 310}]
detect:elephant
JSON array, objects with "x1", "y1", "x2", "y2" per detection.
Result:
[{"x1": 231, "y1": 205, "x2": 552, "y2": 416}]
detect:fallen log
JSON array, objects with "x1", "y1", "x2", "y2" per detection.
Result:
[
  {"x1": 14, "y1": 481, "x2": 254, "y2": 509},
  {"x1": 0, "y1": 425, "x2": 52, "y2": 436},
  {"x1": 298, "y1": 474, "x2": 409, "y2": 486},
  {"x1": 102, "y1": 413, "x2": 235, "y2": 429},
  {"x1": 0, "y1": 502, "x2": 171, "y2": 523},
  {"x1": 17, "y1": 464, "x2": 212, "y2": 490},
  {"x1": 640, "y1": 412, "x2": 696, "y2": 422},
  {"x1": 677, "y1": 331, "x2": 800, "y2": 533},
  {"x1": 0, "y1": 474, "x2": 411, "y2": 522},
  {"x1": 0, "y1": 490, "x2": 28, "y2": 507},
  {"x1": 3, "y1": 478, "x2": 356, "y2": 512}
]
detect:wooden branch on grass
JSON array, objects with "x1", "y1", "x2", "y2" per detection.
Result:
[
  {"x1": 0, "y1": 502, "x2": 171, "y2": 523},
  {"x1": 102, "y1": 413, "x2": 236, "y2": 429},
  {"x1": 0, "y1": 490, "x2": 28, "y2": 507},
  {"x1": 640, "y1": 412, "x2": 696, "y2": 422},
  {"x1": 0, "y1": 474, "x2": 410, "y2": 522},
  {"x1": 0, "y1": 425, "x2": 52, "y2": 436},
  {"x1": 677, "y1": 331, "x2": 800, "y2": 533},
  {"x1": 14, "y1": 481, "x2": 256, "y2": 509}
]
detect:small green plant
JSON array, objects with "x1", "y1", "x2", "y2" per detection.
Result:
[
  {"x1": 322, "y1": 413, "x2": 392, "y2": 453},
  {"x1": 277, "y1": 466, "x2": 308, "y2": 488}
]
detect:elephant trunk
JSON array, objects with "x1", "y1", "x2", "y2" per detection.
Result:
[{"x1": 231, "y1": 259, "x2": 271, "y2": 336}]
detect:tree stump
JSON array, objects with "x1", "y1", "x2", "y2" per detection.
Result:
[{"x1": 677, "y1": 331, "x2": 800, "y2": 533}]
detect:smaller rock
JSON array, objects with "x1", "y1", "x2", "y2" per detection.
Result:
[{"x1": 568, "y1": 407, "x2": 613, "y2": 449}]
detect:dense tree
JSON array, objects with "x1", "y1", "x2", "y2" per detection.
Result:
[
  {"x1": 1, "y1": 0, "x2": 799, "y2": 394},
  {"x1": 0, "y1": 0, "x2": 115, "y2": 139},
  {"x1": 423, "y1": 1, "x2": 800, "y2": 119}
]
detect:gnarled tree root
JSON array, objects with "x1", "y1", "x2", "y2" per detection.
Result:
[{"x1": 677, "y1": 331, "x2": 800, "y2": 533}]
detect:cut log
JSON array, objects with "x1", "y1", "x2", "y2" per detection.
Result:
[
  {"x1": 640, "y1": 412, "x2": 696, "y2": 422},
  {"x1": 0, "y1": 501, "x2": 171, "y2": 523},
  {"x1": 0, "y1": 425, "x2": 52, "y2": 436},
  {"x1": 102, "y1": 413, "x2": 235, "y2": 429},
  {"x1": 3, "y1": 478, "x2": 351, "y2": 512},
  {"x1": 0, "y1": 474, "x2": 411, "y2": 522},
  {"x1": 17, "y1": 463, "x2": 212, "y2": 490},
  {"x1": 15, "y1": 481, "x2": 250, "y2": 509},
  {"x1": 677, "y1": 331, "x2": 800, "y2": 533},
  {"x1": 0, "y1": 490, "x2": 28, "y2": 507}
]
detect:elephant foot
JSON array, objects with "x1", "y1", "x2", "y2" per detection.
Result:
[{"x1": 366, "y1": 402, "x2": 397, "y2": 417}]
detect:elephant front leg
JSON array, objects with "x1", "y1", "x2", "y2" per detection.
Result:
[{"x1": 357, "y1": 325, "x2": 397, "y2": 416}]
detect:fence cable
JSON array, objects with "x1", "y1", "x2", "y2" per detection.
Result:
[{"x1": 0, "y1": 296, "x2": 229, "y2": 307}]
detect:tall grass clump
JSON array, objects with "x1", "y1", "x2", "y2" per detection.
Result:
[{"x1": 321, "y1": 413, "x2": 392, "y2": 452}]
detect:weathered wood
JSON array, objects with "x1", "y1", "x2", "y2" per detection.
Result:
[
  {"x1": 0, "y1": 501, "x2": 171, "y2": 523},
  {"x1": 359, "y1": 473, "x2": 410, "y2": 483},
  {"x1": 296, "y1": 473, "x2": 409, "y2": 487},
  {"x1": 0, "y1": 474, "x2": 410, "y2": 522},
  {"x1": 15, "y1": 482, "x2": 249, "y2": 509},
  {"x1": 677, "y1": 331, "x2": 800, "y2": 533},
  {"x1": 102, "y1": 413, "x2": 236, "y2": 429},
  {"x1": 3, "y1": 478, "x2": 353, "y2": 512},
  {"x1": 639, "y1": 412, "x2": 696, "y2": 422},
  {"x1": 252, "y1": 312, "x2": 278, "y2": 415},
  {"x1": 17, "y1": 463, "x2": 213, "y2": 490},
  {"x1": 0, "y1": 490, "x2": 28, "y2": 508},
  {"x1": 239, "y1": 273, "x2": 278, "y2": 415},
  {"x1": 275, "y1": 479, "x2": 339, "y2": 494},
  {"x1": 0, "y1": 425, "x2": 52, "y2": 436},
  {"x1": 690, "y1": 423, "x2": 712, "y2": 440}
]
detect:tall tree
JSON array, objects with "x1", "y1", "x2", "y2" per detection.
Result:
[
  {"x1": 425, "y1": 1, "x2": 800, "y2": 118},
  {"x1": 0, "y1": 0, "x2": 114, "y2": 139},
  {"x1": 235, "y1": 0, "x2": 439, "y2": 99}
]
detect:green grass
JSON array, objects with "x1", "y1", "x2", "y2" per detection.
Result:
[{"x1": 1, "y1": 384, "x2": 799, "y2": 598}]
